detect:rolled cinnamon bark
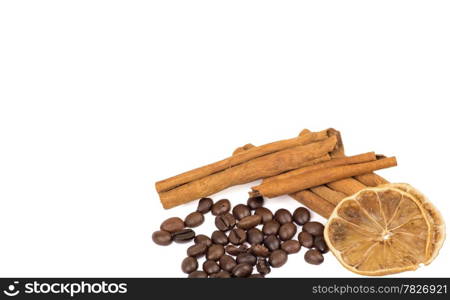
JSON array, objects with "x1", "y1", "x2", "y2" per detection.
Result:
[
  {"x1": 252, "y1": 157, "x2": 397, "y2": 198},
  {"x1": 156, "y1": 130, "x2": 330, "y2": 194},
  {"x1": 264, "y1": 152, "x2": 377, "y2": 183},
  {"x1": 159, "y1": 136, "x2": 338, "y2": 208}
]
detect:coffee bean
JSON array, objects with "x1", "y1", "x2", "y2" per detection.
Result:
[
  {"x1": 188, "y1": 270, "x2": 208, "y2": 278},
  {"x1": 232, "y1": 204, "x2": 251, "y2": 220},
  {"x1": 256, "y1": 258, "x2": 271, "y2": 275},
  {"x1": 232, "y1": 263, "x2": 253, "y2": 278},
  {"x1": 279, "y1": 223, "x2": 297, "y2": 241},
  {"x1": 152, "y1": 230, "x2": 172, "y2": 246},
  {"x1": 236, "y1": 252, "x2": 257, "y2": 265},
  {"x1": 181, "y1": 257, "x2": 198, "y2": 274},
  {"x1": 172, "y1": 229, "x2": 195, "y2": 243},
  {"x1": 281, "y1": 240, "x2": 301, "y2": 254},
  {"x1": 237, "y1": 215, "x2": 261, "y2": 230},
  {"x1": 304, "y1": 249, "x2": 324, "y2": 265},
  {"x1": 211, "y1": 230, "x2": 228, "y2": 245},
  {"x1": 269, "y1": 249, "x2": 288, "y2": 268},
  {"x1": 274, "y1": 209, "x2": 292, "y2": 224},
  {"x1": 210, "y1": 271, "x2": 231, "y2": 278},
  {"x1": 293, "y1": 207, "x2": 310, "y2": 225},
  {"x1": 215, "y1": 213, "x2": 235, "y2": 231},
  {"x1": 247, "y1": 196, "x2": 264, "y2": 210},
  {"x1": 254, "y1": 207, "x2": 273, "y2": 223},
  {"x1": 298, "y1": 231, "x2": 314, "y2": 248},
  {"x1": 187, "y1": 243, "x2": 207, "y2": 258},
  {"x1": 203, "y1": 260, "x2": 220, "y2": 274},
  {"x1": 184, "y1": 212, "x2": 204, "y2": 228},
  {"x1": 194, "y1": 234, "x2": 212, "y2": 247},
  {"x1": 211, "y1": 199, "x2": 231, "y2": 216},
  {"x1": 249, "y1": 274, "x2": 265, "y2": 278},
  {"x1": 219, "y1": 255, "x2": 237, "y2": 272},
  {"x1": 197, "y1": 197, "x2": 213, "y2": 214},
  {"x1": 262, "y1": 220, "x2": 280, "y2": 235},
  {"x1": 314, "y1": 236, "x2": 329, "y2": 253},
  {"x1": 160, "y1": 217, "x2": 185, "y2": 233},
  {"x1": 207, "y1": 244, "x2": 225, "y2": 261},
  {"x1": 225, "y1": 245, "x2": 248, "y2": 256},
  {"x1": 247, "y1": 228, "x2": 264, "y2": 245},
  {"x1": 228, "y1": 228, "x2": 246, "y2": 245},
  {"x1": 264, "y1": 234, "x2": 280, "y2": 251},
  {"x1": 250, "y1": 244, "x2": 270, "y2": 257},
  {"x1": 303, "y1": 222, "x2": 324, "y2": 236}
]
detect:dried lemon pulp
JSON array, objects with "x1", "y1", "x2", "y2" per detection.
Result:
[{"x1": 325, "y1": 183, "x2": 445, "y2": 276}]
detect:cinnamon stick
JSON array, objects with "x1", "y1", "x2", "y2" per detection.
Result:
[
  {"x1": 355, "y1": 173, "x2": 388, "y2": 187},
  {"x1": 326, "y1": 178, "x2": 367, "y2": 196},
  {"x1": 158, "y1": 136, "x2": 337, "y2": 208},
  {"x1": 156, "y1": 130, "x2": 330, "y2": 193},
  {"x1": 252, "y1": 156, "x2": 397, "y2": 198},
  {"x1": 309, "y1": 186, "x2": 347, "y2": 206}
]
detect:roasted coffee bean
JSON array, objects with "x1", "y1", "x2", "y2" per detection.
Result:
[
  {"x1": 197, "y1": 197, "x2": 213, "y2": 214},
  {"x1": 254, "y1": 207, "x2": 273, "y2": 223},
  {"x1": 250, "y1": 244, "x2": 270, "y2": 257},
  {"x1": 232, "y1": 204, "x2": 251, "y2": 220},
  {"x1": 279, "y1": 222, "x2": 297, "y2": 241},
  {"x1": 236, "y1": 252, "x2": 257, "y2": 265},
  {"x1": 269, "y1": 249, "x2": 288, "y2": 268},
  {"x1": 249, "y1": 274, "x2": 265, "y2": 278},
  {"x1": 187, "y1": 243, "x2": 207, "y2": 258},
  {"x1": 232, "y1": 263, "x2": 253, "y2": 278},
  {"x1": 184, "y1": 212, "x2": 204, "y2": 228},
  {"x1": 247, "y1": 196, "x2": 264, "y2": 210},
  {"x1": 211, "y1": 230, "x2": 228, "y2": 245},
  {"x1": 304, "y1": 249, "x2": 324, "y2": 265},
  {"x1": 247, "y1": 228, "x2": 264, "y2": 245},
  {"x1": 210, "y1": 271, "x2": 231, "y2": 278},
  {"x1": 281, "y1": 240, "x2": 301, "y2": 254},
  {"x1": 298, "y1": 231, "x2": 314, "y2": 248},
  {"x1": 264, "y1": 234, "x2": 280, "y2": 251},
  {"x1": 172, "y1": 229, "x2": 195, "y2": 243},
  {"x1": 188, "y1": 270, "x2": 208, "y2": 278},
  {"x1": 225, "y1": 245, "x2": 248, "y2": 256},
  {"x1": 211, "y1": 199, "x2": 231, "y2": 216},
  {"x1": 262, "y1": 220, "x2": 280, "y2": 235},
  {"x1": 181, "y1": 257, "x2": 198, "y2": 274},
  {"x1": 152, "y1": 230, "x2": 172, "y2": 246},
  {"x1": 194, "y1": 234, "x2": 212, "y2": 247},
  {"x1": 228, "y1": 228, "x2": 246, "y2": 245},
  {"x1": 203, "y1": 260, "x2": 220, "y2": 274},
  {"x1": 303, "y1": 221, "x2": 324, "y2": 236},
  {"x1": 160, "y1": 217, "x2": 185, "y2": 233},
  {"x1": 256, "y1": 258, "x2": 271, "y2": 275},
  {"x1": 237, "y1": 215, "x2": 261, "y2": 230},
  {"x1": 314, "y1": 236, "x2": 329, "y2": 253},
  {"x1": 293, "y1": 207, "x2": 310, "y2": 225},
  {"x1": 274, "y1": 209, "x2": 293, "y2": 224},
  {"x1": 207, "y1": 244, "x2": 225, "y2": 261},
  {"x1": 219, "y1": 255, "x2": 237, "y2": 272},
  {"x1": 215, "y1": 213, "x2": 236, "y2": 231}
]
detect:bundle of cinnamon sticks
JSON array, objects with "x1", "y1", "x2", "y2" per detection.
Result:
[{"x1": 155, "y1": 128, "x2": 397, "y2": 218}]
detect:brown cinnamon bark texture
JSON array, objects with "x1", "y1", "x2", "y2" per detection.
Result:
[
  {"x1": 156, "y1": 130, "x2": 330, "y2": 194},
  {"x1": 252, "y1": 156, "x2": 397, "y2": 198},
  {"x1": 293, "y1": 190, "x2": 335, "y2": 218},
  {"x1": 157, "y1": 135, "x2": 338, "y2": 208},
  {"x1": 264, "y1": 152, "x2": 377, "y2": 183}
]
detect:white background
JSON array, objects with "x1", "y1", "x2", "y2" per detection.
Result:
[{"x1": 0, "y1": 1, "x2": 449, "y2": 277}]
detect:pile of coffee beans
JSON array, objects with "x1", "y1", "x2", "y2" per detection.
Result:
[{"x1": 152, "y1": 196, "x2": 328, "y2": 277}]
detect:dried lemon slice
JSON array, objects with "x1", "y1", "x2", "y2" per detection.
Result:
[{"x1": 324, "y1": 183, "x2": 445, "y2": 276}]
